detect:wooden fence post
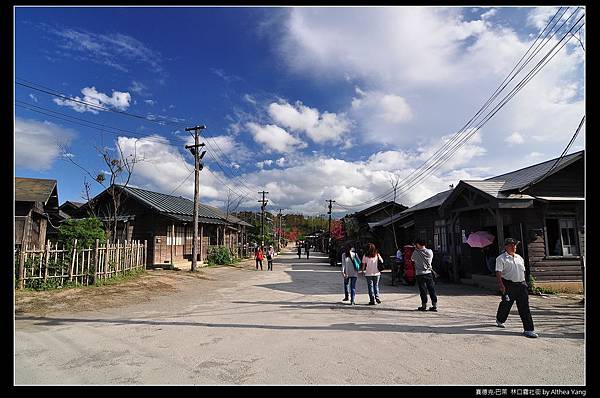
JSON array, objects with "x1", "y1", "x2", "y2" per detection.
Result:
[
  {"x1": 134, "y1": 240, "x2": 138, "y2": 270},
  {"x1": 104, "y1": 239, "x2": 110, "y2": 280},
  {"x1": 43, "y1": 240, "x2": 51, "y2": 282},
  {"x1": 144, "y1": 240, "x2": 147, "y2": 270},
  {"x1": 116, "y1": 239, "x2": 121, "y2": 275},
  {"x1": 69, "y1": 239, "x2": 77, "y2": 282},
  {"x1": 18, "y1": 245, "x2": 26, "y2": 289},
  {"x1": 93, "y1": 239, "x2": 99, "y2": 284}
]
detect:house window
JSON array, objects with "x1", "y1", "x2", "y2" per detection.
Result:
[
  {"x1": 166, "y1": 225, "x2": 184, "y2": 245},
  {"x1": 434, "y1": 220, "x2": 448, "y2": 253},
  {"x1": 546, "y1": 218, "x2": 579, "y2": 256}
]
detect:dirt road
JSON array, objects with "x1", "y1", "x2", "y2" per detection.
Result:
[{"x1": 14, "y1": 249, "x2": 585, "y2": 385}]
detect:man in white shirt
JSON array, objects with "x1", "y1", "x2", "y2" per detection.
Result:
[{"x1": 495, "y1": 238, "x2": 538, "y2": 338}]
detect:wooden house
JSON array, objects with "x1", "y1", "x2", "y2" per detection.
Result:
[
  {"x1": 439, "y1": 150, "x2": 584, "y2": 283},
  {"x1": 59, "y1": 201, "x2": 84, "y2": 219},
  {"x1": 384, "y1": 151, "x2": 584, "y2": 284},
  {"x1": 369, "y1": 190, "x2": 452, "y2": 273},
  {"x1": 15, "y1": 177, "x2": 60, "y2": 249},
  {"x1": 76, "y1": 184, "x2": 252, "y2": 267}
]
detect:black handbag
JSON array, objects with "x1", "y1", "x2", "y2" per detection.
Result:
[{"x1": 377, "y1": 255, "x2": 385, "y2": 272}]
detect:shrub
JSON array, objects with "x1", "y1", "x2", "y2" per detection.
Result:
[
  {"x1": 58, "y1": 217, "x2": 106, "y2": 252},
  {"x1": 528, "y1": 274, "x2": 557, "y2": 295},
  {"x1": 207, "y1": 246, "x2": 233, "y2": 265}
]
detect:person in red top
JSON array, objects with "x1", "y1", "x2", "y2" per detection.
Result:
[{"x1": 255, "y1": 246, "x2": 264, "y2": 270}]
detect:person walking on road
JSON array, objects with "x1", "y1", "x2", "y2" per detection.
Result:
[
  {"x1": 297, "y1": 243, "x2": 302, "y2": 259},
  {"x1": 341, "y1": 245, "x2": 360, "y2": 305},
  {"x1": 412, "y1": 239, "x2": 438, "y2": 312},
  {"x1": 255, "y1": 246, "x2": 264, "y2": 270},
  {"x1": 267, "y1": 245, "x2": 275, "y2": 271},
  {"x1": 362, "y1": 243, "x2": 383, "y2": 305},
  {"x1": 495, "y1": 238, "x2": 538, "y2": 338},
  {"x1": 305, "y1": 241, "x2": 310, "y2": 259}
]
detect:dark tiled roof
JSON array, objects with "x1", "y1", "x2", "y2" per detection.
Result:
[
  {"x1": 119, "y1": 185, "x2": 252, "y2": 226},
  {"x1": 484, "y1": 150, "x2": 583, "y2": 192},
  {"x1": 401, "y1": 190, "x2": 452, "y2": 214},
  {"x1": 15, "y1": 177, "x2": 57, "y2": 203}
]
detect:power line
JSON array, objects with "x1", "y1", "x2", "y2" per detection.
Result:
[
  {"x1": 16, "y1": 79, "x2": 258, "y2": 196},
  {"x1": 520, "y1": 115, "x2": 585, "y2": 192},
  {"x1": 337, "y1": 7, "x2": 584, "y2": 210}
]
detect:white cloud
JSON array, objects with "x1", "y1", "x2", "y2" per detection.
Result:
[
  {"x1": 245, "y1": 122, "x2": 307, "y2": 153},
  {"x1": 29, "y1": 94, "x2": 38, "y2": 102},
  {"x1": 144, "y1": 99, "x2": 156, "y2": 106},
  {"x1": 244, "y1": 94, "x2": 257, "y2": 105},
  {"x1": 505, "y1": 132, "x2": 524, "y2": 145},
  {"x1": 53, "y1": 86, "x2": 131, "y2": 114},
  {"x1": 256, "y1": 159, "x2": 274, "y2": 169},
  {"x1": 129, "y1": 80, "x2": 149, "y2": 96},
  {"x1": 15, "y1": 117, "x2": 75, "y2": 170},
  {"x1": 274, "y1": 6, "x2": 583, "y2": 164},
  {"x1": 268, "y1": 101, "x2": 351, "y2": 144},
  {"x1": 47, "y1": 26, "x2": 165, "y2": 74},
  {"x1": 183, "y1": 134, "x2": 252, "y2": 164},
  {"x1": 526, "y1": 7, "x2": 560, "y2": 30},
  {"x1": 480, "y1": 8, "x2": 497, "y2": 20},
  {"x1": 276, "y1": 157, "x2": 286, "y2": 167}
]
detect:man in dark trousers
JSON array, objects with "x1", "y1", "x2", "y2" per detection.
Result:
[
  {"x1": 412, "y1": 239, "x2": 437, "y2": 311},
  {"x1": 495, "y1": 238, "x2": 538, "y2": 338},
  {"x1": 297, "y1": 243, "x2": 302, "y2": 259},
  {"x1": 305, "y1": 241, "x2": 310, "y2": 259}
]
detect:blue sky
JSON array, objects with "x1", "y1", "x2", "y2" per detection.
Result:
[{"x1": 14, "y1": 6, "x2": 585, "y2": 216}]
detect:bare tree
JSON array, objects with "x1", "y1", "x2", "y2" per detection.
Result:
[
  {"x1": 224, "y1": 188, "x2": 245, "y2": 223},
  {"x1": 61, "y1": 139, "x2": 143, "y2": 240},
  {"x1": 80, "y1": 177, "x2": 97, "y2": 218}
]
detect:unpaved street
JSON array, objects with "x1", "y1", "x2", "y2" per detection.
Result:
[{"x1": 15, "y1": 249, "x2": 585, "y2": 385}]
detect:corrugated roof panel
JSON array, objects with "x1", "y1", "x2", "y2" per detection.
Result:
[
  {"x1": 401, "y1": 190, "x2": 452, "y2": 214},
  {"x1": 485, "y1": 151, "x2": 582, "y2": 191}
]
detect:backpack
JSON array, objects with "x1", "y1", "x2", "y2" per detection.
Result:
[{"x1": 351, "y1": 253, "x2": 361, "y2": 271}]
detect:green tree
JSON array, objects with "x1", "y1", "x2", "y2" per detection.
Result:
[{"x1": 58, "y1": 217, "x2": 106, "y2": 251}]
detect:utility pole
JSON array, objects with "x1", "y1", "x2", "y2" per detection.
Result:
[
  {"x1": 185, "y1": 125, "x2": 206, "y2": 272},
  {"x1": 277, "y1": 209, "x2": 283, "y2": 250},
  {"x1": 258, "y1": 191, "x2": 269, "y2": 246},
  {"x1": 327, "y1": 199, "x2": 336, "y2": 238}
]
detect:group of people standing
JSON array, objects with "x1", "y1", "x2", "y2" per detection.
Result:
[
  {"x1": 297, "y1": 242, "x2": 310, "y2": 259},
  {"x1": 254, "y1": 245, "x2": 275, "y2": 271},
  {"x1": 339, "y1": 237, "x2": 538, "y2": 338},
  {"x1": 341, "y1": 240, "x2": 437, "y2": 309}
]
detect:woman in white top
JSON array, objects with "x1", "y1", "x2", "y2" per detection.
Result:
[
  {"x1": 362, "y1": 243, "x2": 383, "y2": 305},
  {"x1": 341, "y1": 245, "x2": 360, "y2": 305}
]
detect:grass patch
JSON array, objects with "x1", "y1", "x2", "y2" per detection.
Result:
[{"x1": 93, "y1": 269, "x2": 146, "y2": 287}]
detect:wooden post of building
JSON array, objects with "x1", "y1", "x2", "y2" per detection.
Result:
[
  {"x1": 69, "y1": 239, "x2": 77, "y2": 282},
  {"x1": 18, "y1": 244, "x2": 26, "y2": 289},
  {"x1": 496, "y1": 209, "x2": 505, "y2": 254},
  {"x1": 171, "y1": 224, "x2": 175, "y2": 267},
  {"x1": 144, "y1": 240, "x2": 148, "y2": 270},
  {"x1": 200, "y1": 225, "x2": 204, "y2": 263}
]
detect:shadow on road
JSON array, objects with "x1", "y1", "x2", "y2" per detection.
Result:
[
  {"x1": 264, "y1": 253, "x2": 505, "y2": 298},
  {"x1": 15, "y1": 313, "x2": 583, "y2": 340}
]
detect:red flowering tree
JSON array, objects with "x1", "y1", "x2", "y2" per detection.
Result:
[
  {"x1": 330, "y1": 220, "x2": 345, "y2": 241},
  {"x1": 285, "y1": 228, "x2": 299, "y2": 242}
]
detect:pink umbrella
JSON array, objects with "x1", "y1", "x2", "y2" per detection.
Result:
[{"x1": 466, "y1": 231, "x2": 495, "y2": 248}]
